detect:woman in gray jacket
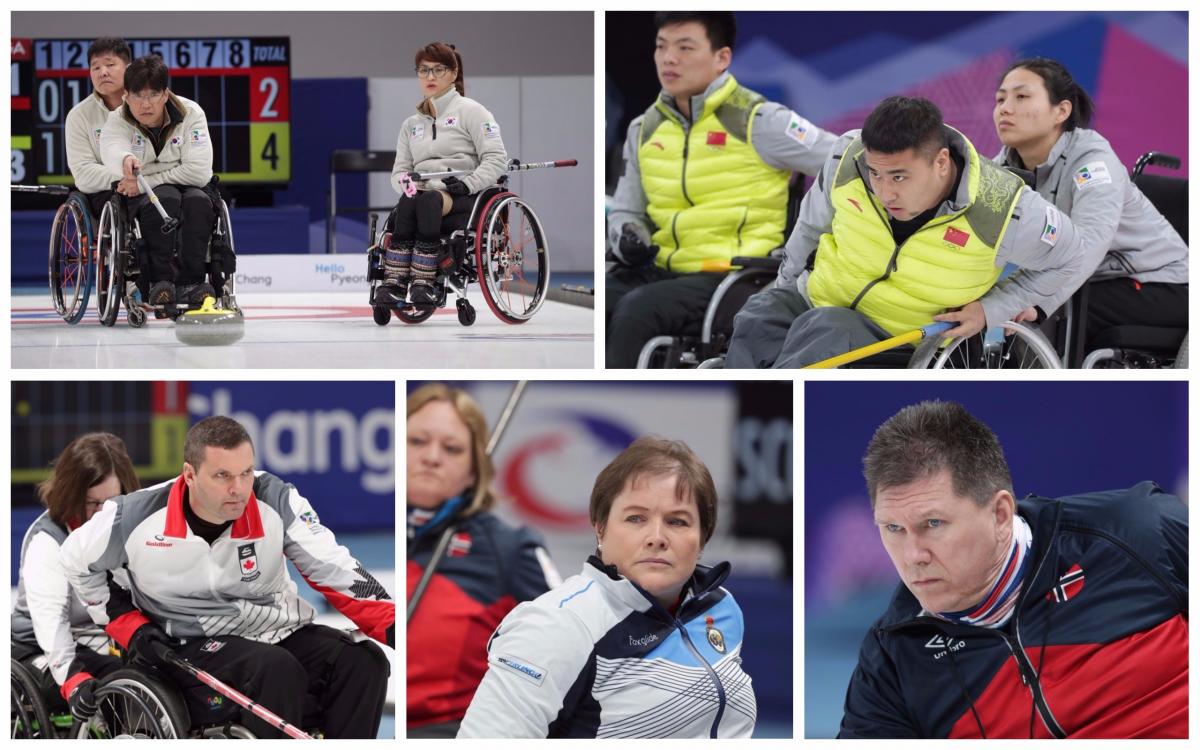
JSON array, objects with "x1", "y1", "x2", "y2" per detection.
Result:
[
  {"x1": 993, "y1": 57, "x2": 1187, "y2": 351},
  {"x1": 376, "y1": 42, "x2": 509, "y2": 307}
]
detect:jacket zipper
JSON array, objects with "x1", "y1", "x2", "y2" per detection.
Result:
[
  {"x1": 432, "y1": 121, "x2": 437, "y2": 140},
  {"x1": 735, "y1": 207, "x2": 748, "y2": 248},
  {"x1": 676, "y1": 619, "x2": 726, "y2": 738},
  {"x1": 665, "y1": 114, "x2": 694, "y2": 272},
  {"x1": 847, "y1": 196, "x2": 962, "y2": 311}
]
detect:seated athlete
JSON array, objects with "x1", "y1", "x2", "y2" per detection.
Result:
[
  {"x1": 606, "y1": 12, "x2": 835, "y2": 367},
  {"x1": 993, "y1": 58, "x2": 1188, "y2": 352},
  {"x1": 100, "y1": 54, "x2": 215, "y2": 312},
  {"x1": 65, "y1": 38, "x2": 132, "y2": 219},
  {"x1": 726, "y1": 96, "x2": 1088, "y2": 368},
  {"x1": 375, "y1": 42, "x2": 508, "y2": 307}
]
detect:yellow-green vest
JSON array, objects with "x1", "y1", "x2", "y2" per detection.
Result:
[
  {"x1": 637, "y1": 76, "x2": 790, "y2": 273},
  {"x1": 807, "y1": 130, "x2": 1024, "y2": 335}
]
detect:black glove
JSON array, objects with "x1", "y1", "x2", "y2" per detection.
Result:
[
  {"x1": 127, "y1": 622, "x2": 174, "y2": 668},
  {"x1": 442, "y1": 176, "x2": 470, "y2": 197},
  {"x1": 613, "y1": 224, "x2": 659, "y2": 267},
  {"x1": 67, "y1": 677, "x2": 99, "y2": 721},
  {"x1": 386, "y1": 623, "x2": 395, "y2": 649}
]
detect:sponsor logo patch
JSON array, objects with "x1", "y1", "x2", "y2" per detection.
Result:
[
  {"x1": 189, "y1": 128, "x2": 208, "y2": 145},
  {"x1": 925, "y1": 635, "x2": 965, "y2": 660},
  {"x1": 495, "y1": 653, "x2": 546, "y2": 686},
  {"x1": 200, "y1": 639, "x2": 225, "y2": 654},
  {"x1": 705, "y1": 616, "x2": 726, "y2": 653},
  {"x1": 1040, "y1": 205, "x2": 1061, "y2": 246},
  {"x1": 238, "y1": 543, "x2": 261, "y2": 582},
  {"x1": 785, "y1": 112, "x2": 814, "y2": 146},
  {"x1": 480, "y1": 121, "x2": 501, "y2": 139},
  {"x1": 410, "y1": 124, "x2": 424, "y2": 140},
  {"x1": 1073, "y1": 160, "x2": 1111, "y2": 190},
  {"x1": 847, "y1": 197, "x2": 862, "y2": 212},
  {"x1": 628, "y1": 633, "x2": 659, "y2": 647}
]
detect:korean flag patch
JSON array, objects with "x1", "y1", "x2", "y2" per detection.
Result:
[
  {"x1": 1040, "y1": 205, "x2": 1061, "y2": 247},
  {"x1": 443, "y1": 115, "x2": 458, "y2": 128},
  {"x1": 784, "y1": 112, "x2": 814, "y2": 146},
  {"x1": 481, "y1": 121, "x2": 502, "y2": 140},
  {"x1": 1073, "y1": 160, "x2": 1111, "y2": 190}
]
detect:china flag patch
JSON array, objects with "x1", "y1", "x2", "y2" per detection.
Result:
[
  {"x1": 707, "y1": 131, "x2": 727, "y2": 146},
  {"x1": 943, "y1": 227, "x2": 970, "y2": 247},
  {"x1": 1046, "y1": 563, "x2": 1085, "y2": 603}
]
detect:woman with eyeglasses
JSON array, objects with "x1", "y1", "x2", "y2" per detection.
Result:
[
  {"x1": 376, "y1": 42, "x2": 510, "y2": 307},
  {"x1": 11, "y1": 433, "x2": 140, "y2": 724}
]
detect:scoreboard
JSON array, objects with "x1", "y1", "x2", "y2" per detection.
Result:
[{"x1": 11, "y1": 36, "x2": 291, "y2": 186}]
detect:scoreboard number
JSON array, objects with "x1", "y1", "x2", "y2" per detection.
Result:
[{"x1": 13, "y1": 36, "x2": 290, "y2": 185}]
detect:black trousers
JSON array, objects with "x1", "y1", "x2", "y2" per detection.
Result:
[
  {"x1": 85, "y1": 190, "x2": 114, "y2": 221},
  {"x1": 1084, "y1": 278, "x2": 1189, "y2": 349},
  {"x1": 391, "y1": 190, "x2": 475, "y2": 243},
  {"x1": 134, "y1": 184, "x2": 213, "y2": 284},
  {"x1": 605, "y1": 264, "x2": 725, "y2": 368},
  {"x1": 12, "y1": 641, "x2": 123, "y2": 703},
  {"x1": 170, "y1": 624, "x2": 389, "y2": 739}
]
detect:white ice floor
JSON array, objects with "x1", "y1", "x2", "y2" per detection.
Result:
[{"x1": 12, "y1": 290, "x2": 594, "y2": 369}]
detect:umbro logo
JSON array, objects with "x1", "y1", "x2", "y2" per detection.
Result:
[{"x1": 925, "y1": 635, "x2": 965, "y2": 659}]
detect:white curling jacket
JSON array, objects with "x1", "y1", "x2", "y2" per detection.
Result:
[{"x1": 391, "y1": 87, "x2": 508, "y2": 195}]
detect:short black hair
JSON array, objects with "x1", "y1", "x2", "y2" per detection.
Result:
[
  {"x1": 88, "y1": 37, "x2": 132, "y2": 65},
  {"x1": 861, "y1": 96, "x2": 948, "y2": 161},
  {"x1": 184, "y1": 416, "x2": 254, "y2": 470},
  {"x1": 654, "y1": 12, "x2": 737, "y2": 53},
  {"x1": 863, "y1": 400, "x2": 1013, "y2": 509},
  {"x1": 1000, "y1": 57, "x2": 1094, "y2": 132},
  {"x1": 124, "y1": 55, "x2": 170, "y2": 94}
]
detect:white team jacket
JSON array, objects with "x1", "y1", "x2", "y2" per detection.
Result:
[
  {"x1": 99, "y1": 93, "x2": 213, "y2": 189},
  {"x1": 458, "y1": 557, "x2": 756, "y2": 738},
  {"x1": 59, "y1": 471, "x2": 393, "y2": 649}
]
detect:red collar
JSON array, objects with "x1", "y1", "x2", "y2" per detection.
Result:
[{"x1": 163, "y1": 474, "x2": 264, "y2": 539}]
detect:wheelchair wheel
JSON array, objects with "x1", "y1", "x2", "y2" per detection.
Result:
[
  {"x1": 48, "y1": 191, "x2": 95, "y2": 324},
  {"x1": 372, "y1": 305, "x2": 391, "y2": 326},
  {"x1": 474, "y1": 193, "x2": 549, "y2": 324},
  {"x1": 394, "y1": 305, "x2": 436, "y2": 324},
  {"x1": 10, "y1": 658, "x2": 55, "y2": 739},
  {"x1": 908, "y1": 321, "x2": 1062, "y2": 369},
  {"x1": 94, "y1": 200, "x2": 125, "y2": 328},
  {"x1": 73, "y1": 668, "x2": 189, "y2": 739}
]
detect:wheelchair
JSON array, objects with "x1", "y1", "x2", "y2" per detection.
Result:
[
  {"x1": 92, "y1": 181, "x2": 240, "y2": 328},
  {"x1": 10, "y1": 656, "x2": 74, "y2": 739},
  {"x1": 1057, "y1": 151, "x2": 1188, "y2": 368},
  {"x1": 627, "y1": 175, "x2": 810, "y2": 368},
  {"x1": 367, "y1": 160, "x2": 557, "y2": 327}
]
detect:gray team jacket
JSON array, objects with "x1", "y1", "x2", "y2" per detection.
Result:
[
  {"x1": 776, "y1": 127, "x2": 1089, "y2": 327},
  {"x1": 12, "y1": 511, "x2": 113, "y2": 686},
  {"x1": 607, "y1": 71, "x2": 838, "y2": 249},
  {"x1": 996, "y1": 128, "x2": 1188, "y2": 314},
  {"x1": 66, "y1": 93, "x2": 122, "y2": 194},
  {"x1": 60, "y1": 471, "x2": 394, "y2": 647},
  {"x1": 391, "y1": 87, "x2": 508, "y2": 195}
]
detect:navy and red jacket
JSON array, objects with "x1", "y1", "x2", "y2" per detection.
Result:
[
  {"x1": 840, "y1": 482, "x2": 1187, "y2": 738},
  {"x1": 407, "y1": 509, "x2": 557, "y2": 728}
]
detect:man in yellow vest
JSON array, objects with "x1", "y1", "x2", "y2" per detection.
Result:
[
  {"x1": 607, "y1": 12, "x2": 836, "y2": 368},
  {"x1": 726, "y1": 96, "x2": 1088, "y2": 368}
]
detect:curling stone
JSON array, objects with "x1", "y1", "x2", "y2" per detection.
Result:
[{"x1": 174, "y1": 297, "x2": 245, "y2": 346}]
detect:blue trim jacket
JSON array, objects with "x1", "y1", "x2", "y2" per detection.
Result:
[{"x1": 458, "y1": 556, "x2": 757, "y2": 738}]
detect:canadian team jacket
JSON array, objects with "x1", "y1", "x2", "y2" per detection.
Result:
[
  {"x1": 12, "y1": 511, "x2": 113, "y2": 687},
  {"x1": 458, "y1": 557, "x2": 757, "y2": 738},
  {"x1": 840, "y1": 482, "x2": 1187, "y2": 738},
  {"x1": 406, "y1": 510, "x2": 556, "y2": 728},
  {"x1": 59, "y1": 472, "x2": 395, "y2": 652}
]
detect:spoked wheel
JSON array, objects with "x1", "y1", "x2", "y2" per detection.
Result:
[
  {"x1": 10, "y1": 660, "x2": 54, "y2": 739},
  {"x1": 48, "y1": 192, "x2": 95, "y2": 324},
  {"x1": 474, "y1": 193, "x2": 549, "y2": 324},
  {"x1": 908, "y1": 321, "x2": 1063, "y2": 369},
  {"x1": 73, "y1": 670, "x2": 189, "y2": 739},
  {"x1": 94, "y1": 201, "x2": 125, "y2": 327}
]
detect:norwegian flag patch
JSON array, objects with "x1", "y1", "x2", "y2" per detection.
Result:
[
  {"x1": 1046, "y1": 563, "x2": 1085, "y2": 603},
  {"x1": 943, "y1": 227, "x2": 970, "y2": 247},
  {"x1": 448, "y1": 531, "x2": 472, "y2": 557}
]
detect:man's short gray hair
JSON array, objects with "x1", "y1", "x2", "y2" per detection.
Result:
[{"x1": 863, "y1": 401, "x2": 1013, "y2": 508}]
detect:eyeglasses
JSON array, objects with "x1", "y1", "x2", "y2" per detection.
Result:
[
  {"x1": 129, "y1": 90, "x2": 165, "y2": 103},
  {"x1": 415, "y1": 65, "x2": 451, "y2": 79}
]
